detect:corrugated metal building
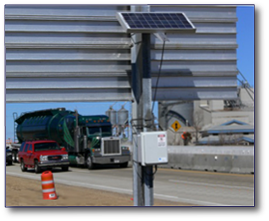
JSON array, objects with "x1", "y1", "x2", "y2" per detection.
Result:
[{"x1": 5, "y1": 5, "x2": 238, "y2": 103}]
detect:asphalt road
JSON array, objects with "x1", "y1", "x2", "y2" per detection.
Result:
[{"x1": 6, "y1": 164, "x2": 254, "y2": 206}]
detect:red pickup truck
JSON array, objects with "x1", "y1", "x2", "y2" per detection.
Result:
[{"x1": 18, "y1": 140, "x2": 69, "y2": 173}]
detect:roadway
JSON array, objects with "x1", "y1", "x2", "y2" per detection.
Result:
[{"x1": 6, "y1": 164, "x2": 254, "y2": 206}]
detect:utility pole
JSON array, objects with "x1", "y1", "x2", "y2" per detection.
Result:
[
  {"x1": 131, "y1": 6, "x2": 144, "y2": 207},
  {"x1": 131, "y1": 32, "x2": 154, "y2": 206},
  {"x1": 131, "y1": 33, "x2": 154, "y2": 206},
  {"x1": 141, "y1": 33, "x2": 154, "y2": 206}
]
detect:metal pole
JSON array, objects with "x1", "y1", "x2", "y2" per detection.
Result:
[
  {"x1": 130, "y1": 5, "x2": 151, "y2": 207},
  {"x1": 143, "y1": 166, "x2": 154, "y2": 206},
  {"x1": 131, "y1": 21, "x2": 144, "y2": 206},
  {"x1": 142, "y1": 33, "x2": 154, "y2": 206},
  {"x1": 74, "y1": 109, "x2": 80, "y2": 153}
]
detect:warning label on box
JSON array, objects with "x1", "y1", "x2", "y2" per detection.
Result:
[{"x1": 157, "y1": 134, "x2": 166, "y2": 147}]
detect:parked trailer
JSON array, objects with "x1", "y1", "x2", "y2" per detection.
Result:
[{"x1": 14, "y1": 108, "x2": 130, "y2": 169}]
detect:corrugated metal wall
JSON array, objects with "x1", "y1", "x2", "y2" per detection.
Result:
[
  {"x1": 5, "y1": 5, "x2": 132, "y2": 102},
  {"x1": 150, "y1": 5, "x2": 238, "y2": 100},
  {"x1": 5, "y1": 5, "x2": 238, "y2": 103}
]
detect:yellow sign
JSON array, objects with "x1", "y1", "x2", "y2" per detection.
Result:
[{"x1": 171, "y1": 120, "x2": 181, "y2": 132}]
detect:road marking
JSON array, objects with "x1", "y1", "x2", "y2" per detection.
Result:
[
  {"x1": 159, "y1": 168, "x2": 254, "y2": 177},
  {"x1": 57, "y1": 180, "x2": 133, "y2": 194},
  {"x1": 169, "y1": 179, "x2": 254, "y2": 190},
  {"x1": 154, "y1": 193, "x2": 230, "y2": 206},
  {"x1": 7, "y1": 172, "x2": 40, "y2": 181}
]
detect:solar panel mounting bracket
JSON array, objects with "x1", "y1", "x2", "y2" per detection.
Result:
[{"x1": 153, "y1": 32, "x2": 170, "y2": 42}]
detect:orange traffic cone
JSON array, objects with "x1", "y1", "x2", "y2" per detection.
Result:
[{"x1": 41, "y1": 171, "x2": 57, "y2": 200}]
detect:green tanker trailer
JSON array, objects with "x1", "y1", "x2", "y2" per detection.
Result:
[{"x1": 15, "y1": 108, "x2": 130, "y2": 169}]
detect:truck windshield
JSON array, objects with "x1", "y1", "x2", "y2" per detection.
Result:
[
  {"x1": 101, "y1": 126, "x2": 111, "y2": 135},
  {"x1": 88, "y1": 127, "x2": 101, "y2": 135},
  {"x1": 34, "y1": 142, "x2": 61, "y2": 151},
  {"x1": 87, "y1": 126, "x2": 111, "y2": 136}
]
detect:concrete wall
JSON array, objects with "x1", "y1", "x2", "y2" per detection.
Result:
[{"x1": 161, "y1": 145, "x2": 254, "y2": 174}]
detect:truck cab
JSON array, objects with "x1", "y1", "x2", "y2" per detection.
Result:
[{"x1": 76, "y1": 115, "x2": 130, "y2": 169}]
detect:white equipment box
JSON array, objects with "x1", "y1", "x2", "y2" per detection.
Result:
[{"x1": 138, "y1": 131, "x2": 168, "y2": 166}]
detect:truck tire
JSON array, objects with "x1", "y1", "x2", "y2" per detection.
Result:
[
  {"x1": 86, "y1": 155, "x2": 95, "y2": 170},
  {"x1": 34, "y1": 160, "x2": 41, "y2": 173},
  {"x1": 62, "y1": 166, "x2": 69, "y2": 171},
  {"x1": 120, "y1": 162, "x2": 128, "y2": 168},
  {"x1": 20, "y1": 160, "x2": 27, "y2": 172},
  {"x1": 12, "y1": 151, "x2": 17, "y2": 163}
]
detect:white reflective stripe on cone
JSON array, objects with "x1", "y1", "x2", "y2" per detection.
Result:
[
  {"x1": 42, "y1": 180, "x2": 54, "y2": 185},
  {"x1": 42, "y1": 188, "x2": 55, "y2": 193}
]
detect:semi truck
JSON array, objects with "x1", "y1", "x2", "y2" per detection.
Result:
[{"x1": 12, "y1": 108, "x2": 130, "y2": 169}]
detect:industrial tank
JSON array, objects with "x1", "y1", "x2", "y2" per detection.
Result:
[
  {"x1": 15, "y1": 108, "x2": 75, "y2": 149},
  {"x1": 117, "y1": 105, "x2": 128, "y2": 126},
  {"x1": 105, "y1": 106, "x2": 117, "y2": 126}
]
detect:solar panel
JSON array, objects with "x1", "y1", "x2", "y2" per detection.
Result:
[{"x1": 116, "y1": 12, "x2": 196, "y2": 33}]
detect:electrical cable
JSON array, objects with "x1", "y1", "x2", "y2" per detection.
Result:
[
  {"x1": 237, "y1": 78, "x2": 254, "y2": 101},
  {"x1": 152, "y1": 39, "x2": 166, "y2": 112},
  {"x1": 150, "y1": 39, "x2": 166, "y2": 130},
  {"x1": 142, "y1": 165, "x2": 158, "y2": 180}
]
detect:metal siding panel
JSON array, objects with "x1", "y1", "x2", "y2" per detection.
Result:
[
  {"x1": 150, "y1": 5, "x2": 237, "y2": 19},
  {"x1": 5, "y1": 20, "x2": 124, "y2": 33},
  {"x1": 152, "y1": 33, "x2": 237, "y2": 48},
  {"x1": 193, "y1": 22, "x2": 236, "y2": 34},
  {"x1": 6, "y1": 72, "x2": 129, "y2": 78},
  {"x1": 152, "y1": 49, "x2": 237, "y2": 61},
  {"x1": 152, "y1": 77, "x2": 237, "y2": 88},
  {"x1": 5, "y1": 5, "x2": 129, "y2": 17},
  {"x1": 6, "y1": 61, "x2": 130, "y2": 73},
  {"x1": 154, "y1": 88, "x2": 237, "y2": 100},
  {"x1": 151, "y1": 61, "x2": 237, "y2": 73},
  {"x1": 6, "y1": 89, "x2": 132, "y2": 102},
  {"x1": 6, "y1": 77, "x2": 130, "y2": 89},
  {"x1": 5, "y1": 5, "x2": 238, "y2": 102},
  {"x1": 6, "y1": 49, "x2": 130, "y2": 61},
  {"x1": 5, "y1": 32, "x2": 131, "y2": 48}
]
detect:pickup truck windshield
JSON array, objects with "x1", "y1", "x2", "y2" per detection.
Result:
[{"x1": 34, "y1": 142, "x2": 61, "y2": 151}]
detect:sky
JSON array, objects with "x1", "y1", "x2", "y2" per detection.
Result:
[
  {"x1": 4, "y1": 5, "x2": 255, "y2": 141},
  {"x1": 236, "y1": 5, "x2": 255, "y2": 87}
]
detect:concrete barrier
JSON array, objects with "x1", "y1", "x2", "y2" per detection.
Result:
[{"x1": 161, "y1": 146, "x2": 254, "y2": 174}]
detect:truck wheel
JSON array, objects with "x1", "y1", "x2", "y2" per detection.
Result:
[
  {"x1": 34, "y1": 160, "x2": 41, "y2": 173},
  {"x1": 20, "y1": 160, "x2": 27, "y2": 172},
  {"x1": 62, "y1": 166, "x2": 69, "y2": 171},
  {"x1": 120, "y1": 162, "x2": 128, "y2": 168},
  {"x1": 86, "y1": 155, "x2": 95, "y2": 170},
  {"x1": 12, "y1": 151, "x2": 17, "y2": 163}
]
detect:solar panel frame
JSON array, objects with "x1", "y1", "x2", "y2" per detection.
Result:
[{"x1": 116, "y1": 12, "x2": 196, "y2": 33}]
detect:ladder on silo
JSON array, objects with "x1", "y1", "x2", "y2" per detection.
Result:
[{"x1": 13, "y1": 112, "x2": 18, "y2": 143}]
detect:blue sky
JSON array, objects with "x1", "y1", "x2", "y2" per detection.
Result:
[
  {"x1": 236, "y1": 5, "x2": 255, "y2": 87},
  {"x1": 5, "y1": 5, "x2": 255, "y2": 141}
]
